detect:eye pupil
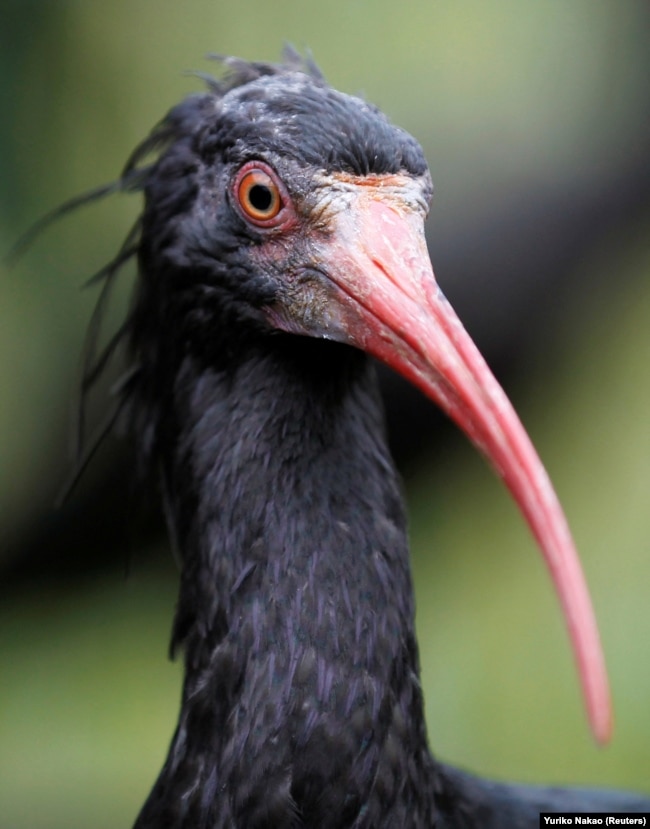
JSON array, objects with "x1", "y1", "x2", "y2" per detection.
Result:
[{"x1": 248, "y1": 184, "x2": 273, "y2": 212}]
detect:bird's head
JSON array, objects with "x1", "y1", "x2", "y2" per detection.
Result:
[
  {"x1": 132, "y1": 56, "x2": 431, "y2": 346},
  {"x1": 87, "y1": 51, "x2": 612, "y2": 743}
]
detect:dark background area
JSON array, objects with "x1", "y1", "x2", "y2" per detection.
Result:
[{"x1": 1, "y1": 2, "x2": 649, "y2": 826}]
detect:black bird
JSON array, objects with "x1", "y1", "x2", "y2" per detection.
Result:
[{"x1": 47, "y1": 51, "x2": 648, "y2": 827}]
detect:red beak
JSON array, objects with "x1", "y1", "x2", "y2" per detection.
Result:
[{"x1": 272, "y1": 179, "x2": 612, "y2": 743}]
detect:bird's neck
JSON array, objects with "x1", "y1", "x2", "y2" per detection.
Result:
[{"x1": 150, "y1": 335, "x2": 437, "y2": 825}]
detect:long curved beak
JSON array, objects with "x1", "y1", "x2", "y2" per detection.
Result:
[{"x1": 270, "y1": 178, "x2": 612, "y2": 743}]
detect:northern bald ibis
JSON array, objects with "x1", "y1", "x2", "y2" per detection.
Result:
[{"x1": 35, "y1": 50, "x2": 650, "y2": 827}]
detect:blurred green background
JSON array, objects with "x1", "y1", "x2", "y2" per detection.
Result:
[{"x1": 1, "y1": 1, "x2": 649, "y2": 826}]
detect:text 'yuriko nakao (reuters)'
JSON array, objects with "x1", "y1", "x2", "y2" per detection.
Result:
[{"x1": 540, "y1": 813, "x2": 649, "y2": 826}]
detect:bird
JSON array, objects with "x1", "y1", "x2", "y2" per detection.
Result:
[{"x1": 40, "y1": 49, "x2": 649, "y2": 827}]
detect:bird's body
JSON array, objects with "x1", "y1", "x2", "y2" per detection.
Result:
[
  {"x1": 136, "y1": 339, "x2": 435, "y2": 827},
  {"x1": 51, "y1": 52, "x2": 647, "y2": 827}
]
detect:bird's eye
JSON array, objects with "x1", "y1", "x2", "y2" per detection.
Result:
[{"x1": 235, "y1": 163, "x2": 284, "y2": 225}]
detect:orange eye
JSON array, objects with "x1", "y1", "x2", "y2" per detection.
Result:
[{"x1": 236, "y1": 166, "x2": 283, "y2": 224}]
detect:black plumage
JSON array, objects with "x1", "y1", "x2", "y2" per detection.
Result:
[{"x1": 49, "y1": 51, "x2": 649, "y2": 827}]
